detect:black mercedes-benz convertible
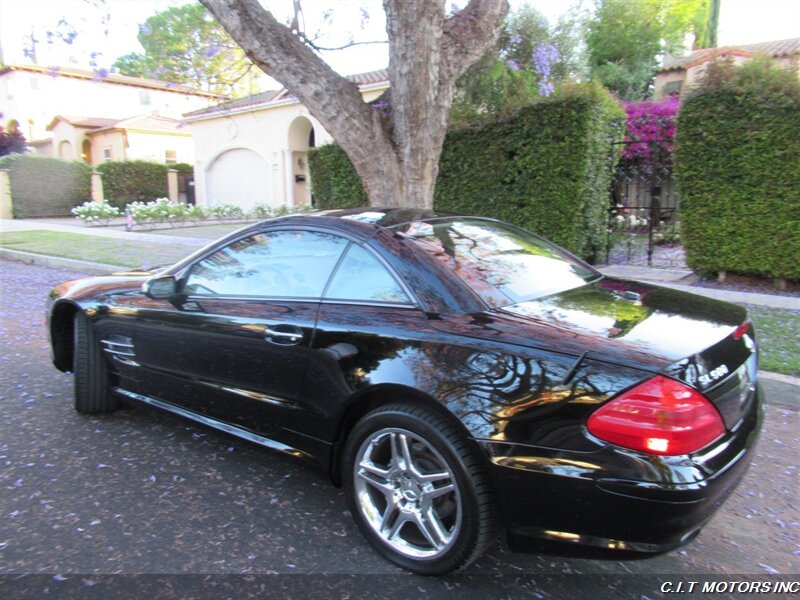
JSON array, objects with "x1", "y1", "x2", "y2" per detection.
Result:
[{"x1": 46, "y1": 209, "x2": 762, "y2": 574}]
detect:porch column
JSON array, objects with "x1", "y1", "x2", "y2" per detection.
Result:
[
  {"x1": 91, "y1": 171, "x2": 104, "y2": 203},
  {"x1": 167, "y1": 169, "x2": 179, "y2": 202},
  {"x1": 0, "y1": 169, "x2": 12, "y2": 219},
  {"x1": 283, "y1": 149, "x2": 295, "y2": 207}
]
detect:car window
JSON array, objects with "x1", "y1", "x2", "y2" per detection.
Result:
[
  {"x1": 393, "y1": 218, "x2": 599, "y2": 307},
  {"x1": 184, "y1": 230, "x2": 348, "y2": 298},
  {"x1": 325, "y1": 244, "x2": 411, "y2": 304}
]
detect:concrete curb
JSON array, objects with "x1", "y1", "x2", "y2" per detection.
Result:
[
  {"x1": 600, "y1": 266, "x2": 799, "y2": 310},
  {"x1": 1, "y1": 248, "x2": 120, "y2": 275},
  {"x1": 599, "y1": 265, "x2": 695, "y2": 284},
  {"x1": 651, "y1": 282, "x2": 799, "y2": 311},
  {"x1": 759, "y1": 370, "x2": 800, "y2": 387}
]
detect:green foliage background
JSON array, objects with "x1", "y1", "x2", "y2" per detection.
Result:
[
  {"x1": 309, "y1": 84, "x2": 624, "y2": 260},
  {"x1": 675, "y1": 59, "x2": 800, "y2": 280},
  {"x1": 97, "y1": 160, "x2": 169, "y2": 209},
  {"x1": 173, "y1": 162, "x2": 194, "y2": 175},
  {"x1": 0, "y1": 154, "x2": 91, "y2": 217},
  {"x1": 307, "y1": 147, "x2": 367, "y2": 210},
  {"x1": 113, "y1": 3, "x2": 260, "y2": 98},
  {"x1": 587, "y1": 0, "x2": 708, "y2": 99}
]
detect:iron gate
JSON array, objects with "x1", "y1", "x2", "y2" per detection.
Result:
[{"x1": 607, "y1": 136, "x2": 683, "y2": 268}]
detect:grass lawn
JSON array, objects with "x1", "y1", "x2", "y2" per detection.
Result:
[
  {"x1": 744, "y1": 304, "x2": 800, "y2": 377},
  {"x1": 0, "y1": 230, "x2": 194, "y2": 269}
]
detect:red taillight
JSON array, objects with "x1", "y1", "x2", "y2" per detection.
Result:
[
  {"x1": 587, "y1": 375, "x2": 725, "y2": 456},
  {"x1": 732, "y1": 322, "x2": 750, "y2": 340}
]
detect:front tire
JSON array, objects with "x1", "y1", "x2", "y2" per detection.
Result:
[
  {"x1": 73, "y1": 312, "x2": 117, "y2": 414},
  {"x1": 342, "y1": 403, "x2": 498, "y2": 575}
]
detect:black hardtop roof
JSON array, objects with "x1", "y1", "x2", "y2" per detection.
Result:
[{"x1": 256, "y1": 207, "x2": 447, "y2": 239}]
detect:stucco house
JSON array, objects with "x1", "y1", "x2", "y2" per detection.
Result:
[
  {"x1": 46, "y1": 114, "x2": 194, "y2": 165},
  {"x1": 183, "y1": 69, "x2": 389, "y2": 211},
  {"x1": 0, "y1": 63, "x2": 221, "y2": 159},
  {"x1": 654, "y1": 37, "x2": 800, "y2": 100}
]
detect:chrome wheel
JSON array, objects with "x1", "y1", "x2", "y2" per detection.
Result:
[{"x1": 353, "y1": 427, "x2": 462, "y2": 560}]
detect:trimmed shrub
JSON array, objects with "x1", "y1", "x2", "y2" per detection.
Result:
[
  {"x1": 675, "y1": 58, "x2": 800, "y2": 280},
  {"x1": 173, "y1": 162, "x2": 194, "y2": 175},
  {"x1": 72, "y1": 200, "x2": 122, "y2": 225},
  {"x1": 97, "y1": 160, "x2": 168, "y2": 209},
  {"x1": 0, "y1": 154, "x2": 91, "y2": 217},
  {"x1": 438, "y1": 83, "x2": 624, "y2": 260},
  {"x1": 308, "y1": 83, "x2": 623, "y2": 259},
  {"x1": 307, "y1": 146, "x2": 367, "y2": 209}
]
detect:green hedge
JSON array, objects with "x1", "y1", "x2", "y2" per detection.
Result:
[
  {"x1": 307, "y1": 146, "x2": 366, "y2": 209},
  {"x1": 675, "y1": 59, "x2": 800, "y2": 280},
  {"x1": 0, "y1": 154, "x2": 91, "y2": 217},
  {"x1": 97, "y1": 160, "x2": 168, "y2": 209},
  {"x1": 173, "y1": 162, "x2": 194, "y2": 175},
  {"x1": 309, "y1": 83, "x2": 624, "y2": 260}
]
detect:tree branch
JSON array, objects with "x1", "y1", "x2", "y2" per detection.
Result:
[
  {"x1": 381, "y1": 0, "x2": 508, "y2": 206},
  {"x1": 201, "y1": 0, "x2": 507, "y2": 209},
  {"x1": 201, "y1": 0, "x2": 378, "y2": 143},
  {"x1": 442, "y1": 0, "x2": 509, "y2": 80},
  {"x1": 201, "y1": 0, "x2": 401, "y2": 199},
  {"x1": 227, "y1": 61, "x2": 256, "y2": 87},
  {"x1": 300, "y1": 37, "x2": 389, "y2": 52}
]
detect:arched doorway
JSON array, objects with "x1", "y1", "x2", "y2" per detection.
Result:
[
  {"x1": 82, "y1": 139, "x2": 92, "y2": 165},
  {"x1": 206, "y1": 148, "x2": 270, "y2": 211},
  {"x1": 287, "y1": 116, "x2": 315, "y2": 207}
]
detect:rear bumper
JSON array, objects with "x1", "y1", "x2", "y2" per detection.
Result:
[{"x1": 480, "y1": 383, "x2": 763, "y2": 555}]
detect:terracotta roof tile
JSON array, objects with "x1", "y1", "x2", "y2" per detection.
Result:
[
  {"x1": 183, "y1": 89, "x2": 284, "y2": 118},
  {"x1": 185, "y1": 68, "x2": 389, "y2": 119},
  {"x1": 660, "y1": 37, "x2": 800, "y2": 71},
  {"x1": 46, "y1": 115, "x2": 121, "y2": 131},
  {"x1": 47, "y1": 114, "x2": 190, "y2": 135},
  {"x1": 0, "y1": 63, "x2": 224, "y2": 98},
  {"x1": 87, "y1": 115, "x2": 190, "y2": 135},
  {"x1": 347, "y1": 68, "x2": 389, "y2": 85}
]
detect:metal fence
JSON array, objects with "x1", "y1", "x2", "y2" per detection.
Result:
[{"x1": 606, "y1": 137, "x2": 684, "y2": 268}]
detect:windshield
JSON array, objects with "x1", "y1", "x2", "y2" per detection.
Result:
[{"x1": 393, "y1": 218, "x2": 600, "y2": 307}]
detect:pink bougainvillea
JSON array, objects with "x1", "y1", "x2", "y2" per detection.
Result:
[{"x1": 620, "y1": 96, "x2": 680, "y2": 173}]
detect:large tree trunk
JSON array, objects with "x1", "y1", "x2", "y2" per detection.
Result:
[{"x1": 201, "y1": 0, "x2": 507, "y2": 209}]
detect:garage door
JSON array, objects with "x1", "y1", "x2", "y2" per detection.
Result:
[{"x1": 206, "y1": 148, "x2": 270, "y2": 210}]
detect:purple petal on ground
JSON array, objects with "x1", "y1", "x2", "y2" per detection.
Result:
[{"x1": 758, "y1": 563, "x2": 780, "y2": 574}]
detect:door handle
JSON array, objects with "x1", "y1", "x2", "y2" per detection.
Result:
[{"x1": 265, "y1": 326, "x2": 304, "y2": 345}]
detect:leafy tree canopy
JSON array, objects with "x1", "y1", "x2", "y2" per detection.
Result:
[
  {"x1": 0, "y1": 120, "x2": 27, "y2": 157},
  {"x1": 587, "y1": 0, "x2": 708, "y2": 99},
  {"x1": 452, "y1": 4, "x2": 588, "y2": 126},
  {"x1": 112, "y1": 3, "x2": 262, "y2": 98},
  {"x1": 500, "y1": 4, "x2": 588, "y2": 84}
]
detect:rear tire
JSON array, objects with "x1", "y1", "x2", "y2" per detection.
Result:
[
  {"x1": 73, "y1": 312, "x2": 117, "y2": 414},
  {"x1": 342, "y1": 403, "x2": 499, "y2": 575}
]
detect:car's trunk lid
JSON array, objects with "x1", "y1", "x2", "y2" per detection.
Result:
[{"x1": 430, "y1": 278, "x2": 756, "y2": 429}]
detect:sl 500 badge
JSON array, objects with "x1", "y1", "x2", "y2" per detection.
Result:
[{"x1": 698, "y1": 364, "x2": 730, "y2": 387}]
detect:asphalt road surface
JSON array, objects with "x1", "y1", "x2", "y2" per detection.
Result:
[{"x1": 1, "y1": 260, "x2": 798, "y2": 598}]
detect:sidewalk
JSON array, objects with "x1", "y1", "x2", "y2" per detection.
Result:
[
  {"x1": 1, "y1": 218, "x2": 208, "y2": 248},
  {"x1": 599, "y1": 265, "x2": 799, "y2": 310}
]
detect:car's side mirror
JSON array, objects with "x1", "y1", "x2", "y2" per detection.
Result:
[{"x1": 143, "y1": 275, "x2": 177, "y2": 300}]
